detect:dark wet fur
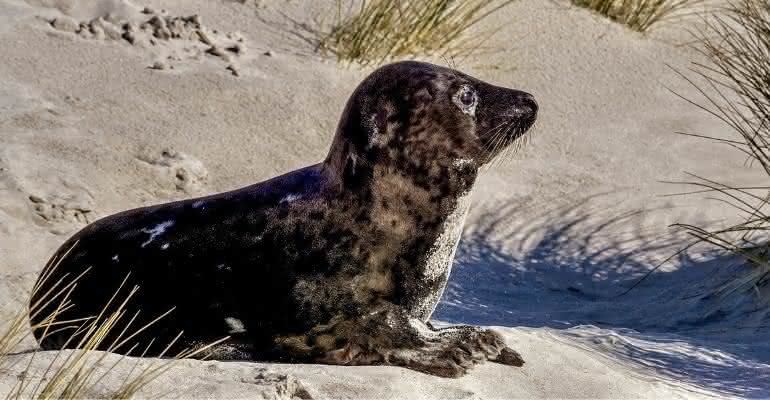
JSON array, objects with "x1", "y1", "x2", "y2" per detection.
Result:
[{"x1": 30, "y1": 61, "x2": 537, "y2": 377}]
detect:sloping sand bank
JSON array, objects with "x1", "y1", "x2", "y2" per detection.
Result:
[{"x1": 0, "y1": 328, "x2": 715, "y2": 399}]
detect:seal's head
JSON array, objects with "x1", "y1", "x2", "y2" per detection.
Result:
[{"x1": 325, "y1": 61, "x2": 537, "y2": 193}]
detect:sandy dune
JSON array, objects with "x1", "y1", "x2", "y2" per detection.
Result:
[{"x1": 0, "y1": 0, "x2": 767, "y2": 398}]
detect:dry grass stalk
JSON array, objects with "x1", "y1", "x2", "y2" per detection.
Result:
[
  {"x1": 316, "y1": 0, "x2": 514, "y2": 65},
  {"x1": 0, "y1": 241, "x2": 228, "y2": 399},
  {"x1": 668, "y1": 0, "x2": 770, "y2": 296},
  {"x1": 571, "y1": 0, "x2": 704, "y2": 32}
]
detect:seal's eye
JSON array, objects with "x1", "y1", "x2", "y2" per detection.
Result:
[
  {"x1": 460, "y1": 90, "x2": 475, "y2": 106},
  {"x1": 453, "y1": 85, "x2": 478, "y2": 115}
]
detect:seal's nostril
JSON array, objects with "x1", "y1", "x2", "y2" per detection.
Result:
[
  {"x1": 523, "y1": 95, "x2": 538, "y2": 113},
  {"x1": 513, "y1": 95, "x2": 538, "y2": 118}
]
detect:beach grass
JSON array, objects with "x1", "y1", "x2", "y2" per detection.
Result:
[
  {"x1": 670, "y1": 0, "x2": 770, "y2": 296},
  {"x1": 571, "y1": 0, "x2": 702, "y2": 32},
  {"x1": 0, "y1": 242, "x2": 227, "y2": 399},
  {"x1": 315, "y1": 0, "x2": 514, "y2": 65}
]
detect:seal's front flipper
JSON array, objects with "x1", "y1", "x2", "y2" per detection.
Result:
[
  {"x1": 430, "y1": 324, "x2": 525, "y2": 368},
  {"x1": 282, "y1": 304, "x2": 524, "y2": 378}
]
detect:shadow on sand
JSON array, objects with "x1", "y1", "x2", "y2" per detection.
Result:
[{"x1": 434, "y1": 196, "x2": 770, "y2": 397}]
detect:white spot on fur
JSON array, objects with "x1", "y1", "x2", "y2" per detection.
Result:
[
  {"x1": 347, "y1": 154, "x2": 358, "y2": 175},
  {"x1": 370, "y1": 132, "x2": 388, "y2": 148},
  {"x1": 280, "y1": 193, "x2": 302, "y2": 204},
  {"x1": 192, "y1": 200, "x2": 206, "y2": 208},
  {"x1": 216, "y1": 263, "x2": 232, "y2": 272},
  {"x1": 224, "y1": 317, "x2": 246, "y2": 334},
  {"x1": 112, "y1": 254, "x2": 119, "y2": 262},
  {"x1": 453, "y1": 158, "x2": 473, "y2": 168},
  {"x1": 141, "y1": 220, "x2": 174, "y2": 248},
  {"x1": 414, "y1": 191, "x2": 472, "y2": 320},
  {"x1": 368, "y1": 114, "x2": 388, "y2": 148},
  {"x1": 161, "y1": 243, "x2": 170, "y2": 250}
]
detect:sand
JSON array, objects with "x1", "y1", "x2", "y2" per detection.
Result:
[{"x1": 0, "y1": 0, "x2": 767, "y2": 398}]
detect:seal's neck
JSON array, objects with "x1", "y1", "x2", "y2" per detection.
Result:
[{"x1": 322, "y1": 152, "x2": 477, "y2": 232}]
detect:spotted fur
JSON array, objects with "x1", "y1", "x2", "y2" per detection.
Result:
[{"x1": 30, "y1": 61, "x2": 537, "y2": 377}]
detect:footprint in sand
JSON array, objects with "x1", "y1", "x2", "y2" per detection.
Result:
[
  {"x1": 45, "y1": 0, "x2": 247, "y2": 76},
  {"x1": 136, "y1": 148, "x2": 208, "y2": 194},
  {"x1": 27, "y1": 183, "x2": 95, "y2": 227},
  {"x1": 239, "y1": 369, "x2": 312, "y2": 400},
  {"x1": 1, "y1": 146, "x2": 95, "y2": 232}
]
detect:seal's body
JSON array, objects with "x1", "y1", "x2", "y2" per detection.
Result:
[{"x1": 31, "y1": 61, "x2": 537, "y2": 377}]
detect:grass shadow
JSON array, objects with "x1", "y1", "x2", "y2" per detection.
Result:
[{"x1": 434, "y1": 195, "x2": 770, "y2": 397}]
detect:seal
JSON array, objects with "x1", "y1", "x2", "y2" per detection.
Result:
[{"x1": 30, "y1": 61, "x2": 538, "y2": 377}]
